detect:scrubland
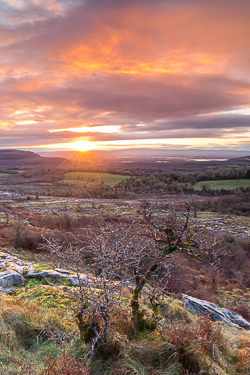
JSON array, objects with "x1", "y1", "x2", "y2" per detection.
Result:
[
  {"x1": 0, "y1": 162, "x2": 250, "y2": 374},
  {"x1": 0, "y1": 192, "x2": 250, "y2": 375}
]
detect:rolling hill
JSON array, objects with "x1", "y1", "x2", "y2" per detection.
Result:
[{"x1": 0, "y1": 149, "x2": 70, "y2": 168}]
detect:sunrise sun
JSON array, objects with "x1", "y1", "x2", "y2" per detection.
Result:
[{"x1": 72, "y1": 141, "x2": 94, "y2": 152}]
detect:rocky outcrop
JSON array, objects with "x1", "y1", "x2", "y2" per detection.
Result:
[
  {"x1": 0, "y1": 251, "x2": 129, "y2": 294},
  {"x1": 0, "y1": 252, "x2": 33, "y2": 275},
  {"x1": 0, "y1": 251, "x2": 92, "y2": 292},
  {"x1": 183, "y1": 294, "x2": 250, "y2": 330}
]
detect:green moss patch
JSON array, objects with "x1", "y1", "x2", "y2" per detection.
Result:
[{"x1": 18, "y1": 285, "x2": 74, "y2": 309}]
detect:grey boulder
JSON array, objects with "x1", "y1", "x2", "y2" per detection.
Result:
[
  {"x1": 183, "y1": 294, "x2": 250, "y2": 330},
  {"x1": 0, "y1": 269, "x2": 24, "y2": 287}
]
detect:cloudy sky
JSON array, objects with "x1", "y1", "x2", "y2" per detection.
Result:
[{"x1": 0, "y1": 0, "x2": 250, "y2": 151}]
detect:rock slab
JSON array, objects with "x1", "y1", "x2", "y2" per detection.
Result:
[
  {"x1": 27, "y1": 266, "x2": 69, "y2": 279},
  {"x1": 183, "y1": 294, "x2": 250, "y2": 330}
]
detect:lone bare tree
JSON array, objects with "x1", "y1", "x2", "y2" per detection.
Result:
[{"x1": 130, "y1": 201, "x2": 224, "y2": 330}]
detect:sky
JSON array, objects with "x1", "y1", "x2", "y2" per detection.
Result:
[{"x1": 0, "y1": 0, "x2": 250, "y2": 152}]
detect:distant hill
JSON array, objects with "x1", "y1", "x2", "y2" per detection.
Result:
[
  {"x1": 38, "y1": 148, "x2": 250, "y2": 160},
  {"x1": 1, "y1": 149, "x2": 250, "y2": 170},
  {"x1": 0, "y1": 149, "x2": 70, "y2": 168},
  {"x1": 0, "y1": 150, "x2": 41, "y2": 160},
  {"x1": 227, "y1": 155, "x2": 250, "y2": 166}
]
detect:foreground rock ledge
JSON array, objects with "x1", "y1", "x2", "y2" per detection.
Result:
[
  {"x1": 183, "y1": 294, "x2": 250, "y2": 330},
  {"x1": 0, "y1": 251, "x2": 121, "y2": 292}
]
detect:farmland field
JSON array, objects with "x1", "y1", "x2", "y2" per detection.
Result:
[
  {"x1": 194, "y1": 179, "x2": 250, "y2": 190},
  {"x1": 0, "y1": 170, "x2": 24, "y2": 177},
  {"x1": 62, "y1": 172, "x2": 130, "y2": 185}
]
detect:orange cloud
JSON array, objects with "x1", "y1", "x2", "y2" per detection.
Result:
[
  {"x1": 0, "y1": 0, "x2": 250, "y2": 150},
  {"x1": 51, "y1": 2, "x2": 250, "y2": 79}
]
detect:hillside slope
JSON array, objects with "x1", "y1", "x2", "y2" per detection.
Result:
[{"x1": 0, "y1": 149, "x2": 70, "y2": 167}]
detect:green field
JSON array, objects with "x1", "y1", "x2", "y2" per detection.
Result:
[
  {"x1": 37, "y1": 182, "x2": 53, "y2": 185},
  {"x1": 62, "y1": 172, "x2": 130, "y2": 185},
  {"x1": 0, "y1": 170, "x2": 24, "y2": 177},
  {"x1": 194, "y1": 179, "x2": 250, "y2": 190}
]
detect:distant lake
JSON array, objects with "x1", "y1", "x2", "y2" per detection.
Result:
[
  {"x1": 188, "y1": 159, "x2": 228, "y2": 162},
  {"x1": 156, "y1": 158, "x2": 228, "y2": 162}
]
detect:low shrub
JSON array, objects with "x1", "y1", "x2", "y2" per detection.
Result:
[
  {"x1": 161, "y1": 315, "x2": 226, "y2": 373},
  {"x1": 11, "y1": 222, "x2": 42, "y2": 251},
  {"x1": 41, "y1": 356, "x2": 90, "y2": 375}
]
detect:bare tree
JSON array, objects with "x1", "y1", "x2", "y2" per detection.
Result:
[
  {"x1": 130, "y1": 201, "x2": 224, "y2": 330},
  {"x1": 41, "y1": 219, "x2": 151, "y2": 356}
]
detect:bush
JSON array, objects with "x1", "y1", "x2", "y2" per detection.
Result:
[
  {"x1": 12, "y1": 222, "x2": 42, "y2": 251},
  {"x1": 1, "y1": 300, "x2": 43, "y2": 349},
  {"x1": 162, "y1": 315, "x2": 226, "y2": 373},
  {"x1": 40, "y1": 356, "x2": 90, "y2": 375},
  {"x1": 9, "y1": 356, "x2": 90, "y2": 375}
]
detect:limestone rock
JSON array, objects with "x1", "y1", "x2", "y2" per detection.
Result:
[
  {"x1": 0, "y1": 251, "x2": 125, "y2": 290},
  {"x1": 183, "y1": 294, "x2": 250, "y2": 330},
  {"x1": 0, "y1": 252, "x2": 9, "y2": 259},
  {"x1": 8, "y1": 262, "x2": 25, "y2": 275},
  {"x1": 0, "y1": 269, "x2": 24, "y2": 287},
  {"x1": 27, "y1": 265, "x2": 69, "y2": 279},
  {"x1": 55, "y1": 268, "x2": 72, "y2": 275},
  {"x1": 220, "y1": 308, "x2": 250, "y2": 330},
  {"x1": 0, "y1": 286, "x2": 15, "y2": 295},
  {"x1": 69, "y1": 274, "x2": 88, "y2": 286},
  {"x1": 26, "y1": 265, "x2": 36, "y2": 277}
]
